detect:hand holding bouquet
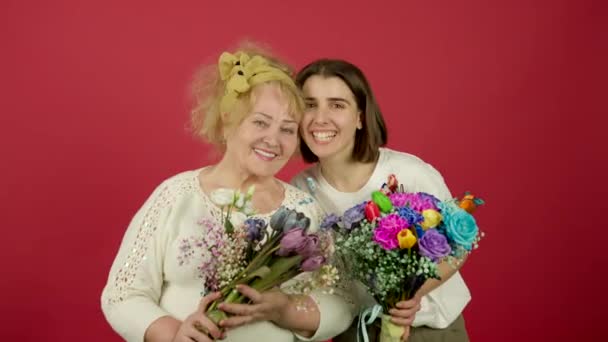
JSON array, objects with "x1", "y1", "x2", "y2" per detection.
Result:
[
  {"x1": 321, "y1": 175, "x2": 484, "y2": 342},
  {"x1": 201, "y1": 187, "x2": 336, "y2": 328}
]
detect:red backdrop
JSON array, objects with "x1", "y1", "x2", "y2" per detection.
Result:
[{"x1": 1, "y1": 0, "x2": 606, "y2": 341}]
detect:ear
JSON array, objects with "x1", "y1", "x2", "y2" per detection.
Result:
[{"x1": 357, "y1": 111, "x2": 363, "y2": 130}]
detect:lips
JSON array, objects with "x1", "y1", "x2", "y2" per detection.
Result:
[
  {"x1": 253, "y1": 148, "x2": 278, "y2": 161},
  {"x1": 311, "y1": 130, "x2": 337, "y2": 143}
]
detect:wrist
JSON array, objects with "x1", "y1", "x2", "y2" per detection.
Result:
[{"x1": 272, "y1": 292, "x2": 293, "y2": 325}]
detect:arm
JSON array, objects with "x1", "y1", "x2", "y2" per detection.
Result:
[
  {"x1": 417, "y1": 161, "x2": 469, "y2": 295},
  {"x1": 417, "y1": 254, "x2": 467, "y2": 297},
  {"x1": 218, "y1": 286, "x2": 320, "y2": 337},
  {"x1": 145, "y1": 293, "x2": 224, "y2": 342},
  {"x1": 220, "y1": 196, "x2": 357, "y2": 340},
  {"x1": 390, "y1": 161, "x2": 471, "y2": 329},
  {"x1": 101, "y1": 182, "x2": 174, "y2": 342},
  {"x1": 145, "y1": 317, "x2": 181, "y2": 342},
  {"x1": 219, "y1": 283, "x2": 356, "y2": 341}
]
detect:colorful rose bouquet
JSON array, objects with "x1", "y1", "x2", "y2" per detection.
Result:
[
  {"x1": 321, "y1": 175, "x2": 484, "y2": 342},
  {"x1": 201, "y1": 187, "x2": 336, "y2": 325}
]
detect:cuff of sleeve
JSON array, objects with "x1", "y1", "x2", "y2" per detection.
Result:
[
  {"x1": 103, "y1": 297, "x2": 171, "y2": 342},
  {"x1": 294, "y1": 290, "x2": 356, "y2": 341},
  {"x1": 412, "y1": 274, "x2": 471, "y2": 329}
]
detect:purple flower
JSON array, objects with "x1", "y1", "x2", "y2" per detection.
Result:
[
  {"x1": 373, "y1": 213, "x2": 409, "y2": 250},
  {"x1": 244, "y1": 218, "x2": 266, "y2": 241},
  {"x1": 389, "y1": 192, "x2": 440, "y2": 211},
  {"x1": 397, "y1": 207, "x2": 424, "y2": 225},
  {"x1": 343, "y1": 202, "x2": 366, "y2": 230},
  {"x1": 320, "y1": 213, "x2": 340, "y2": 231},
  {"x1": 301, "y1": 255, "x2": 325, "y2": 272},
  {"x1": 418, "y1": 229, "x2": 452, "y2": 262},
  {"x1": 277, "y1": 228, "x2": 307, "y2": 256},
  {"x1": 418, "y1": 192, "x2": 441, "y2": 209},
  {"x1": 296, "y1": 233, "x2": 320, "y2": 257}
]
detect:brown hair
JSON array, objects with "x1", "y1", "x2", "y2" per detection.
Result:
[{"x1": 295, "y1": 59, "x2": 387, "y2": 163}]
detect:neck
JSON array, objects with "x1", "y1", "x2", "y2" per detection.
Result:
[{"x1": 318, "y1": 149, "x2": 378, "y2": 193}]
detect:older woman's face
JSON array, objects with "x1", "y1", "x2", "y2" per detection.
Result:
[{"x1": 224, "y1": 83, "x2": 299, "y2": 178}]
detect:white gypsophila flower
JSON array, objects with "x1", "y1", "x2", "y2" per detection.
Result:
[{"x1": 209, "y1": 188, "x2": 235, "y2": 207}]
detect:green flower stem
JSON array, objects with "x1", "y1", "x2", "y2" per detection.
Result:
[{"x1": 249, "y1": 255, "x2": 302, "y2": 292}]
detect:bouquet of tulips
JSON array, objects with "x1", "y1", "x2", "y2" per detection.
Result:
[
  {"x1": 201, "y1": 187, "x2": 335, "y2": 325},
  {"x1": 320, "y1": 175, "x2": 484, "y2": 342}
]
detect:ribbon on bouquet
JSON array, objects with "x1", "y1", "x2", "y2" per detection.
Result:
[{"x1": 357, "y1": 304, "x2": 383, "y2": 342}]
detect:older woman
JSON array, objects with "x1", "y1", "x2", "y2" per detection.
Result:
[{"x1": 101, "y1": 47, "x2": 355, "y2": 342}]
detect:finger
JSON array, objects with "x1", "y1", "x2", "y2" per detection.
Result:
[
  {"x1": 198, "y1": 292, "x2": 222, "y2": 312},
  {"x1": 219, "y1": 314, "x2": 254, "y2": 329},
  {"x1": 395, "y1": 299, "x2": 418, "y2": 309},
  {"x1": 389, "y1": 308, "x2": 416, "y2": 318},
  {"x1": 390, "y1": 316, "x2": 414, "y2": 327},
  {"x1": 235, "y1": 284, "x2": 263, "y2": 303},
  {"x1": 193, "y1": 317, "x2": 223, "y2": 340},
  {"x1": 218, "y1": 302, "x2": 257, "y2": 316},
  {"x1": 401, "y1": 326, "x2": 411, "y2": 341},
  {"x1": 185, "y1": 325, "x2": 213, "y2": 342}
]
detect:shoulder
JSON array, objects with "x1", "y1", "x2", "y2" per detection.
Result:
[
  {"x1": 379, "y1": 148, "x2": 451, "y2": 199},
  {"x1": 380, "y1": 147, "x2": 431, "y2": 170},
  {"x1": 290, "y1": 164, "x2": 319, "y2": 196},
  {"x1": 142, "y1": 169, "x2": 202, "y2": 208},
  {"x1": 380, "y1": 147, "x2": 443, "y2": 177}
]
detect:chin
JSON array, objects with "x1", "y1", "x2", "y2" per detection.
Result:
[
  {"x1": 306, "y1": 144, "x2": 338, "y2": 160},
  {"x1": 247, "y1": 165, "x2": 280, "y2": 178}
]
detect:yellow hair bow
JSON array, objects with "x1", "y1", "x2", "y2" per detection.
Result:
[{"x1": 218, "y1": 51, "x2": 296, "y2": 113}]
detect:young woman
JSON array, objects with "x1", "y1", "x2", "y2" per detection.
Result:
[{"x1": 292, "y1": 59, "x2": 471, "y2": 342}]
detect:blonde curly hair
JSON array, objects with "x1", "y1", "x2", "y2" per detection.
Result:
[{"x1": 190, "y1": 42, "x2": 304, "y2": 148}]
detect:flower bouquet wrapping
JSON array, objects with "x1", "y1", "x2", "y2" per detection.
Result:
[
  {"x1": 201, "y1": 187, "x2": 337, "y2": 326},
  {"x1": 321, "y1": 175, "x2": 485, "y2": 342}
]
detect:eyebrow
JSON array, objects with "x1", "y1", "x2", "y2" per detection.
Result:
[
  {"x1": 304, "y1": 97, "x2": 352, "y2": 105},
  {"x1": 253, "y1": 112, "x2": 297, "y2": 124}
]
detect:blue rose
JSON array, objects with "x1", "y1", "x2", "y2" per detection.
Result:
[
  {"x1": 439, "y1": 202, "x2": 479, "y2": 250},
  {"x1": 396, "y1": 206, "x2": 424, "y2": 225}
]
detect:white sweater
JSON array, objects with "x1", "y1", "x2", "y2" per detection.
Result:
[
  {"x1": 291, "y1": 148, "x2": 471, "y2": 329},
  {"x1": 101, "y1": 169, "x2": 356, "y2": 341}
]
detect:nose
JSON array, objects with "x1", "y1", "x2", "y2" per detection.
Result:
[
  {"x1": 262, "y1": 126, "x2": 281, "y2": 146},
  {"x1": 310, "y1": 106, "x2": 330, "y2": 125}
]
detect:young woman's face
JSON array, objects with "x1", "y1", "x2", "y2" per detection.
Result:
[
  {"x1": 300, "y1": 75, "x2": 361, "y2": 161},
  {"x1": 224, "y1": 83, "x2": 299, "y2": 178}
]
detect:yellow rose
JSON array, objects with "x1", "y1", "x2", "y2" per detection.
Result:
[
  {"x1": 421, "y1": 209, "x2": 443, "y2": 230},
  {"x1": 398, "y1": 229, "x2": 417, "y2": 249}
]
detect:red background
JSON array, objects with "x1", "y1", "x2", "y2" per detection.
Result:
[{"x1": 1, "y1": 0, "x2": 606, "y2": 341}]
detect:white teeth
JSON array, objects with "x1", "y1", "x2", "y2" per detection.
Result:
[
  {"x1": 312, "y1": 131, "x2": 336, "y2": 141},
  {"x1": 254, "y1": 149, "x2": 277, "y2": 158}
]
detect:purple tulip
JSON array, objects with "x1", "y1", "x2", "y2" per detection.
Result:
[
  {"x1": 295, "y1": 233, "x2": 320, "y2": 257},
  {"x1": 277, "y1": 228, "x2": 307, "y2": 256},
  {"x1": 301, "y1": 255, "x2": 325, "y2": 272}
]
